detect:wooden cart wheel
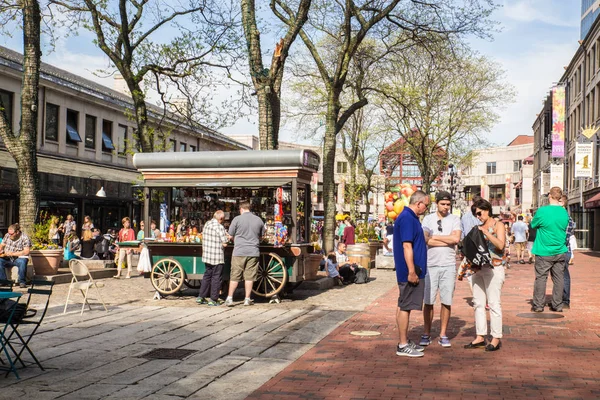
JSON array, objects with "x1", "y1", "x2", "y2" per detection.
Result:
[
  {"x1": 151, "y1": 258, "x2": 185, "y2": 295},
  {"x1": 252, "y1": 253, "x2": 288, "y2": 298},
  {"x1": 184, "y1": 279, "x2": 202, "y2": 289}
]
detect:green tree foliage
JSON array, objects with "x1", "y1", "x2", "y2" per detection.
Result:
[
  {"x1": 281, "y1": 0, "x2": 499, "y2": 252},
  {"x1": 377, "y1": 38, "x2": 515, "y2": 192}
]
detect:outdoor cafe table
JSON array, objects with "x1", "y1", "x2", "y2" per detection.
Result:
[{"x1": 0, "y1": 291, "x2": 22, "y2": 378}]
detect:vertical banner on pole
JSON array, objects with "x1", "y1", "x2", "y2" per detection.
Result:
[
  {"x1": 551, "y1": 86, "x2": 566, "y2": 158},
  {"x1": 575, "y1": 142, "x2": 594, "y2": 178}
]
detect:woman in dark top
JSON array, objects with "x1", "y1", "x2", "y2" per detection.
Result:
[{"x1": 80, "y1": 229, "x2": 101, "y2": 260}]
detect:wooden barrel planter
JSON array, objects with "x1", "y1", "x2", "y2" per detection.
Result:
[
  {"x1": 346, "y1": 244, "x2": 371, "y2": 276},
  {"x1": 30, "y1": 249, "x2": 64, "y2": 275}
]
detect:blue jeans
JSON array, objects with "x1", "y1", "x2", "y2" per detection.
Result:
[
  {"x1": 0, "y1": 257, "x2": 28, "y2": 284},
  {"x1": 563, "y1": 251, "x2": 571, "y2": 305}
]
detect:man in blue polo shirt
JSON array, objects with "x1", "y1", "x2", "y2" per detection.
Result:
[{"x1": 393, "y1": 190, "x2": 430, "y2": 358}]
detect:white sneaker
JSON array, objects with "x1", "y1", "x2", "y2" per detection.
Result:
[
  {"x1": 224, "y1": 298, "x2": 234, "y2": 307},
  {"x1": 396, "y1": 344, "x2": 424, "y2": 357},
  {"x1": 243, "y1": 298, "x2": 254, "y2": 306}
]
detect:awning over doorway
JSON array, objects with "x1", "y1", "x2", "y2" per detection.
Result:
[{"x1": 584, "y1": 192, "x2": 600, "y2": 209}]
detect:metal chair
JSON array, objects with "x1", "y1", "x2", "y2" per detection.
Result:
[
  {"x1": 4, "y1": 280, "x2": 54, "y2": 371},
  {"x1": 63, "y1": 259, "x2": 108, "y2": 315}
]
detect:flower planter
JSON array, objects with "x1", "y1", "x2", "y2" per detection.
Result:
[
  {"x1": 304, "y1": 254, "x2": 323, "y2": 281},
  {"x1": 30, "y1": 249, "x2": 64, "y2": 275}
]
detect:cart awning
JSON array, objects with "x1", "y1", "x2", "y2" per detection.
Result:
[{"x1": 143, "y1": 178, "x2": 293, "y2": 188}]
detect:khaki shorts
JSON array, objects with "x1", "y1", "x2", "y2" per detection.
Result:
[
  {"x1": 515, "y1": 242, "x2": 526, "y2": 252},
  {"x1": 230, "y1": 256, "x2": 259, "y2": 281}
]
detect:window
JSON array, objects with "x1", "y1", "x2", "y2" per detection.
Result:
[
  {"x1": 66, "y1": 109, "x2": 82, "y2": 145},
  {"x1": 513, "y1": 160, "x2": 522, "y2": 172},
  {"x1": 401, "y1": 164, "x2": 420, "y2": 177},
  {"x1": 336, "y1": 161, "x2": 347, "y2": 174},
  {"x1": 189, "y1": 144, "x2": 196, "y2": 152},
  {"x1": 102, "y1": 120, "x2": 115, "y2": 152},
  {"x1": 179, "y1": 143, "x2": 187, "y2": 152},
  {"x1": 0, "y1": 90, "x2": 14, "y2": 130},
  {"x1": 486, "y1": 162, "x2": 496, "y2": 174},
  {"x1": 118, "y1": 124, "x2": 128, "y2": 155},
  {"x1": 85, "y1": 115, "x2": 96, "y2": 149},
  {"x1": 45, "y1": 103, "x2": 59, "y2": 141},
  {"x1": 168, "y1": 139, "x2": 176, "y2": 152},
  {"x1": 0, "y1": 90, "x2": 14, "y2": 131}
]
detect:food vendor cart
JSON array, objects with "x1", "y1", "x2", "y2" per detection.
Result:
[{"x1": 132, "y1": 149, "x2": 320, "y2": 302}]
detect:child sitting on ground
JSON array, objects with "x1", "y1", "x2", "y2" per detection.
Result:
[{"x1": 326, "y1": 252, "x2": 344, "y2": 286}]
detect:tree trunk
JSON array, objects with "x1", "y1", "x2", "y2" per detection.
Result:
[
  {"x1": 130, "y1": 87, "x2": 153, "y2": 152},
  {"x1": 322, "y1": 93, "x2": 341, "y2": 253},
  {"x1": 13, "y1": 0, "x2": 41, "y2": 237},
  {"x1": 348, "y1": 158, "x2": 357, "y2": 220},
  {"x1": 257, "y1": 89, "x2": 280, "y2": 150}
]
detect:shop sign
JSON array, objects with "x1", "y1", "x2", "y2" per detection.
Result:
[
  {"x1": 575, "y1": 142, "x2": 593, "y2": 178},
  {"x1": 551, "y1": 86, "x2": 566, "y2": 158},
  {"x1": 549, "y1": 164, "x2": 564, "y2": 188}
]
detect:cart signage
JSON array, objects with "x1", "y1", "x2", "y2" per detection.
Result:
[{"x1": 303, "y1": 151, "x2": 320, "y2": 171}]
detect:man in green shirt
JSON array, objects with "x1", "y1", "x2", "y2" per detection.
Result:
[{"x1": 530, "y1": 187, "x2": 569, "y2": 312}]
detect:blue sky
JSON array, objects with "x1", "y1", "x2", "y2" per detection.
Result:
[{"x1": 0, "y1": 0, "x2": 583, "y2": 147}]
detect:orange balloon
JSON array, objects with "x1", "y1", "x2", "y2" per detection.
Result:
[{"x1": 386, "y1": 201, "x2": 394, "y2": 211}]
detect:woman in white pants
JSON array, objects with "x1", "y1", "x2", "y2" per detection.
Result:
[{"x1": 464, "y1": 199, "x2": 506, "y2": 352}]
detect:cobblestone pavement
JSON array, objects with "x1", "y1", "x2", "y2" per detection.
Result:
[
  {"x1": 0, "y1": 268, "x2": 397, "y2": 399},
  {"x1": 249, "y1": 251, "x2": 600, "y2": 399}
]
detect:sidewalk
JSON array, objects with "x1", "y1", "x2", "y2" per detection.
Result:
[{"x1": 248, "y1": 251, "x2": 600, "y2": 399}]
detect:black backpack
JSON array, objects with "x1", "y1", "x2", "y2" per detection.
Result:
[{"x1": 354, "y1": 268, "x2": 368, "y2": 284}]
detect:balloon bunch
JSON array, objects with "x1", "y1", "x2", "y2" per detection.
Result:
[{"x1": 384, "y1": 184, "x2": 417, "y2": 221}]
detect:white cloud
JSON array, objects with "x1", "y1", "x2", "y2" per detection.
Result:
[{"x1": 502, "y1": 0, "x2": 580, "y2": 28}]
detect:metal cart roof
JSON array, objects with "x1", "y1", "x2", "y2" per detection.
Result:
[{"x1": 134, "y1": 149, "x2": 320, "y2": 187}]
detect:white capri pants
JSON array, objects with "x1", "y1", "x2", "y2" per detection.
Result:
[{"x1": 471, "y1": 265, "x2": 505, "y2": 339}]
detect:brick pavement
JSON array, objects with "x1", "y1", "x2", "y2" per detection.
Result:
[{"x1": 248, "y1": 251, "x2": 600, "y2": 399}]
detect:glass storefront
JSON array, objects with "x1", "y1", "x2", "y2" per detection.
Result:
[{"x1": 570, "y1": 204, "x2": 593, "y2": 249}]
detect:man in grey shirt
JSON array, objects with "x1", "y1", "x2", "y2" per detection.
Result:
[{"x1": 225, "y1": 201, "x2": 265, "y2": 306}]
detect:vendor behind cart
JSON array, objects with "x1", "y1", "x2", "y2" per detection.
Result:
[{"x1": 225, "y1": 201, "x2": 265, "y2": 307}]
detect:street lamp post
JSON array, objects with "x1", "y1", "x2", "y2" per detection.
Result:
[{"x1": 448, "y1": 164, "x2": 456, "y2": 213}]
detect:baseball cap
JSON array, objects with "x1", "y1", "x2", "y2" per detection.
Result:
[{"x1": 435, "y1": 191, "x2": 452, "y2": 202}]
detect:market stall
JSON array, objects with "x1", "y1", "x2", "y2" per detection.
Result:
[{"x1": 132, "y1": 149, "x2": 320, "y2": 300}]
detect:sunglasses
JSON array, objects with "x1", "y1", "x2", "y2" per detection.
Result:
[
  {"x1": 437, "y1": 220, "x2": 443, "y2": 232},
  {"x1": 476, "y1": 211, "x2": 483, "y2": 217}
]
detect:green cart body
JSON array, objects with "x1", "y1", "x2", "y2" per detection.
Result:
[{"x1": 143, "y1": 242, "x2": 300, "y2": 298}]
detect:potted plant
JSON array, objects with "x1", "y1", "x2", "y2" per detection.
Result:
[
  {"x1": 355, "y1": 223, "x2": 382, "y2": 263},
  {"x1": 30, "y1": 212, "x2": 64, "y2": 275}
]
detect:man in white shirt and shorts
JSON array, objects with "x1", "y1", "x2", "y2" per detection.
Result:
[{"x1": 420, "y1": 191, "x2": 461, "y2": 348}]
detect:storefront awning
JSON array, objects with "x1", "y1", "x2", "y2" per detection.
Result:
[
  {"x1": 584, "y1": 192, "x2": 600, "y2": 209},
  {"x1": 143, "y1": 178, "x2": 293, "y2": 188}
]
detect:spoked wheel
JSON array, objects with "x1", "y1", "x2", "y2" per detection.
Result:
[
  {"x1": 184, "y1": 279, "x2": 202, "y2": 289},
  {"x1": 252, "y1": 253, "x2": 288, "y2": 298},
  {"x1": 151, "y1": 258, "x2": 185, "y2": 295}
]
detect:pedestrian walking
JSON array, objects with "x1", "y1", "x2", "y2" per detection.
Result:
[
  {"x1": 393, "y1": 190, "x2": 430, "y2": 358},
  {"x1": 464, "y1": 198, "x2": 506, "y2": 352},
  {"x1": 420, "y1": 191, "x2": 461, "y2": 348},
  {"x1": 197, "y1": 211, "x2": 229, "y2": 306},
  {"x1": 526, "y1": 217, "x2": 536, "y2": 264},
  {"x1": 62, "y1": 214, "x2": 76, "y2": 246},
  {"x1": 225, "y1": 201, "x2": 265, "y2": 306},
  {"x1": 115, "y1": 217, "x2": 136, "y2": 279},
  {"x1": 511, "y1": 215, "x2": 528, "y2": 264},
  {"x1": 530, "y1": 187, "x2": 569, "y2": 313},
  {"x1": 561, "y1": 195, "x2": 576, "y2": 309}
]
